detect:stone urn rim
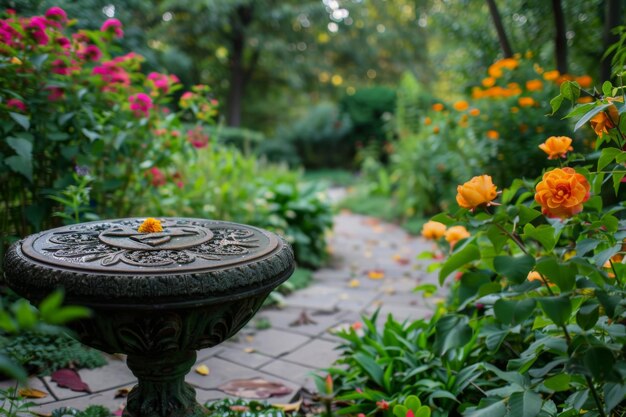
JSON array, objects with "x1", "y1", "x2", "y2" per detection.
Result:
[{"x1": 4, "y1": 217, "x2": 295, "y2": 310}]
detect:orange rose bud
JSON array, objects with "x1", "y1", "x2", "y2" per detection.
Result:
[
  {"x1": 445, "y1": 226, "x2": 470, "y2": 246},
  {"x1": 535, "y1": 167, "x2": 590, "y2": 219},
  {"x1": 590, "y1": 104, "x2": 620, "y2": 137},
  {"x1": 453, "y1": 100, "x2": 469, "y2": 111},
  {"x1": 575, "y1": 75, "x2": 593, "y2": 88},
  {"x1": 543, "y1": 70, "x2": 560, "y2": 81},
  {"x1": 487, "y1": 130, "x2": 499, "y2": 140},
  {"x1": 469, "y1": 108, "x2": 480, "y2": 116},
  {"x1": 138, "y1": 218, "x2": 163, "y2": 233},
  {"x1": 538, "y1": 136, "x2": 574, "y2": 159},
  {"x1": 456, "y1": 175, "x2": 499, "y2": 210},
  {"x1": 432, "y1": 103, "x2": 444, "y2": 112},
  {"x1": 421, "y1": 221, "x2": 447, "y2": 240}
]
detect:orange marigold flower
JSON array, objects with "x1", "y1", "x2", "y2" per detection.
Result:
[
  {"x1": 138, "y1": 218, "x2": 163, "y2": 233},
  {"x1": 424, "y1": 116, "x2": 432, "y2": 125},
  {"x1": 518, "y1": 97, "x2": 535, "y2": 107},
  {"x1": 456, "y1": 175, "x2": 499, "y2": 210},
  {"x1": 421, "y1": 221, "x2": 447, "y2": 239},
  {"x1": 488, "y1": 65, "x2": 503, "y2": 78},
  {"x1": 590, "y1": 103, "x2": 620, "y2": 137},
  {"x1": 577, "y1": 96, "x2": 594, "y2": 104},
  {"x1": 543, "y1": 70, "x2": 560, "y2": 81},
  {"x1": 510, "y1": 106, "x2": 519, "y2": 113},
  {"x1": 445, "y1": 226, "x2": 470, "y2": 246},
  {"x1": 535, "y1": 167, "x2": 590, "y2": 219},
  {"x1": 526, "y1": 79, "x2": 543, "y2": 92},
  {"x1": 498, "y1": 58, "x2": 519, "y2": 70},
  {"x1": 487, "y1": 130, "x2": 499, "y2": 140},
  {"x1": 469, "y1": 108, "x2": 480, "y2": 116},
  {"x1": 482, "y1": 77, "x2": 496, "y2": 88},
  {"x1": 539, "y1": 136, "x2": 574, "y2": 159},
  {"x1": 432, "y1": 103, "x2": 444, "y2": 112},
  {"x1": 576, "y1": 75, "x2": 593, "y2": 88},
  {"x1": 433, "y1": 126, "x2": 440, "y2": 134},
  {"x1": 453, "y1": 100, "x2": 469, "y2": 111}
]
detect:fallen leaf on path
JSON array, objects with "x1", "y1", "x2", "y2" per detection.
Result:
[
  {"x1": 51, "y1": 369, "x2": 91, "y2": 393},
  {"x1": 245, "y1": 335, "x2": 255, "y2": 343},
  {"x1": 218, "y1": 378, "x2": 292, "y2": 399},
  {"x1": 195, "y1": 364, "x2": 210, "y2": 376},
  {"x1": 115, "y1": 387, "x2": 132, "y2": 398},
  {"x1": 113, "y1": 403, "x2": 125, "y2": 416},
  {"x1": 349, "y1": 279, "x2": 360, "y2": 288},
  {"x1": 367, "y1": 270, "x2": 385, "y2": 280},
  {"x1": 362, "y1": 218, "x2": 380, "y2": 226},
  {"x1": 274, "y1": 397, "x2": 303, "y2": 412},
  {"x1": 243, "y1": 347, "x2": 256, "y2": 353},
  {"x1": 18, "y1": 387, "x2": 47, "y2": 398},
  {"x1": 393, "y1": 255, "x2": 410, "y2": 265},
  {"x1": 290, "y1": 311, "x2": 317, "y2": 326},
  {"x1": 32, "y1": 412, "x2": 51, "y2": 417}
]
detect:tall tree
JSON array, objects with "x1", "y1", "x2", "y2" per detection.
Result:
[
  {"x1": 485, "y1": 0, "x2": 514, "y2": 58},
  {"x1": 601, "y1": 0, "x2": 623, "y2": 82},
  {"x1": 551, "y1": 0, "x2": 568, "y2": 74}
]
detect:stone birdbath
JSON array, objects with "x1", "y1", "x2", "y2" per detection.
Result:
[{"x1": 4, "y1": 217, "x2": 295, "y2": 417}]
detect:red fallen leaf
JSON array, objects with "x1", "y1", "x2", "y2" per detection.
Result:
[
  {"x1": 218, "y1": 378, "x2": 292, "y2": 399},
  {"x1": 393, "y1": 255, "x2": 410, "y2": 265},
  {"x1": 50, "y1": 369, "x2": 91, "y2": 393},
  {"x1": 113, "y1": 403, "x2": 125, "y2": 416}
]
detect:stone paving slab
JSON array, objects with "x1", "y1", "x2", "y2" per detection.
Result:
[{"x1": 15, "y1": 208, "x2": 445, "y2": 413}]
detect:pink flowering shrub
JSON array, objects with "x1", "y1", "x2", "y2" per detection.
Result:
[{"x1": 0, "y1": 8, "x2": 218, "y2": 237}]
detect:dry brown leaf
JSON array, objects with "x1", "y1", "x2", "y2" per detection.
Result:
[
  {"x1": 393, "y1": 255, "x2": 410, "y2": 265},
  {"x1": 218, "y1": 378, "x2": 292, "y2": 399},
  {"x1": 243, "y1": 347, "x2": 256, "y2": 353},
  {"x1": 32, "y1": 413, "x2": 51, "y2": 417},
  {"x1": 348, "y1": 279, "x2": 360, "y2": 288},
  {"x1": 195, "y1": 364, "x2": 210, "y2": 376},
  {"x1": 274, "y1": 397, "x2": 303, "y2": 412},
  {"x1": 115, "y1": 387, "x2": 132, "y2": 398},
  {"x1": 18, "y1": 387, "x2": 48, "y2": 399}
]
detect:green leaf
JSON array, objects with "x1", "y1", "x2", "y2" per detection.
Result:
[
  {"x1": 493, "y1": 299, "x2": 536, "y2": 325},
  {"x1": 494, "y1": 255, "x2": 535, "y2": 284},
  {"x1": 9, "y1": 111, "x2": 30, "y2": 130},
  {"x1": 584, "y1": 346, "x2": 615, "y2": 380},
  {"x1": 534, "y1": 258, "x2": 576, "y2": 292},
  {"x1": 565, "y1": 102, "x2": 598, "y2": 119},
  {"x1": 602, "y1": 80, "x2": 613, "y2": 96},
  {"x1": 0, "y1": 353, "x2": 27, "y2": 382},
  {"x1": 394, "y1": 405, "x2": 408, "y2": 417},
  {"x1": 522, "y1": 224, "x2": 558, "y2": 252},
  {"x1": 30, "y1": 53, "x2": 49, "y2": 70},
  {"x1": 575, "y1": 238, "x2": 601, "y2": 257},
  {"x1": 6, "y1": 155, "x2": 33, "y2": 181},
  {"x1": 598, "y1": 147, "x2": 622, "y2": 171},
  {"x1": 576, "y1": 300, "x2": 599, "y2": 330},
  {"x1": 439, "y1": 244, "x2": 480, "y2": 285},
  {"x1": 613, "y1": 170, "x2": 626, "y2": 195},
  {"x1": 560, "y1": 81, "x2": 580, "y2": 102},
  {"x1": 508, "y1": 391, "x2": 542, "y2": 417},
  {"x1": 539, "y1": 296, "x2": 572, "y2": 326},
  {"x1": 405, "y1": 395, "x2": 421, "y2": 410},
  {"x1": 353, "y1": 353, "x2": 384, "y2": 387},
  {"x1": 544, "y1": 374, "x2": 571, "y2": 392},
  {"x1": 597, "y1": 291, "x2": 620, "y2": 318},
  {"x1": 429, "y1": 213, "x2": 456, "y2": 226},
  {"x1": 81, "y1": 128, "x2": 101, "y2": 142},
  {"x1": 434, "y1": 315, "x2": 473, "y2": 355},
  {"x1": 12, "y1": 299, "x2": 37, "y2": 329},
  {"x1": 486, "y1": 224, "x2": 508, "y2": 253},
  {"x1": 39, "y1": 290, "x2": 64, "y2": 319},
  {"x1": 59, "y1": 112, "x2": 75, "y2": 125},
  {"x1": 593, "y1": 244, "x2": 621, "y2": 268},
  {"x1": 550, "y1": 95, "x2": 564, "y2": 115},
  {"x1": 517, "y1": 206, "x2": 541, "y2": 226},
  {"x1": 465, "y1": 400, "x2": 507, "y2": 417},
  {"x1": 7, "y1": 136, "x2": 32, "y2": 158},
  {"x1": 604, "y1": 383, "x2": 626, "y2": 413}
]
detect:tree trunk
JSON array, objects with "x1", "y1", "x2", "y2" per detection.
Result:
[
  {"x1": 226, "y1": 5, "x2": 255, "y2": 128},
  {"x1": 485, "y1": 0, "x2": 513, "y2": 58},
  {"x1": 601, "y1": 0, "x2": 622, "y2": 82},
  {"x1": 551, "y1": 0, "x2": 567, "y2": 74}
]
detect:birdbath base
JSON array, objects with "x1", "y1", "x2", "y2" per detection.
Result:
[{"x1": 124, "y1": 351, "x2": 203, "y2": 417}]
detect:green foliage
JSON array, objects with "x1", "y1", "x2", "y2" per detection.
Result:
[
  {"x1": 51, "y1": 406, "x2": 111, "y2": 417},
  {"x1": 0, "y1": 387, "x2": 35, "y2": 417},
  {"x1": 0, "y1": 332, "x2": 106, "y2": 376},
  {"x1": 203, "y1": 398, "x2": 285, "y2": 417}
]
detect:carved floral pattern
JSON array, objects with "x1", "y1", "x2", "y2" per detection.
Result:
[{"x1": 41, "y1": 220, "x2": 261, "y2": 268}]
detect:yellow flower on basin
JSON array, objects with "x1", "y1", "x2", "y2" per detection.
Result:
[{"x1": 138, "y1": 218, "x2": 163, "y2": 233}]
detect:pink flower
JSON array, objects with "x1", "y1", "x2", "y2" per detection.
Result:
[
  {"x1": 147, "y1": 72, "x2": 173, "y2": 94},
  {"x1": 376, "y1": 400, "x2": 389, "y2": 410},
  {"x1": 26, "y1": 17, "x2": 49, "y2": 45},
  {"x1": 46, "y1": 86, "x2": 64, "y2": 101},
  {"x1": 78, "y1": 44, "x2": 102, "y2": 61},
  {"x1": 52, "y1": 59, "x2": 70, "y2": 75},
  {"x1": 406, "y1": 411, "x2": 415, "y2": 417},
  {"x1": 129, "y1": 93, "x2": 153, "y2": 118},
  {"x1": 56, "y1": 36, "x2": 70, "y2": 49},
  {"x1": 92, "y1": 61, "x2": 130, "y2": 90},
  {"x1": 147, "y1": 167, "x2": 166, "y2": 187},
  {"x1": 101, "y1": 18, "x2": 123, "y2": 38},
  {"x1": 45, "y1": 7, "x2": 67, "y2": 26},
  {"x1": 187, "y1": 126, "x2": 209, "y2": 148},
  {"x1": 7, "y1": 98, "x2": 27, "y2": 112}
]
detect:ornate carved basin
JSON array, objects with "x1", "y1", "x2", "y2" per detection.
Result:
[{"x1": 4, "y1": 217, "x2": 295, "y2": 417}]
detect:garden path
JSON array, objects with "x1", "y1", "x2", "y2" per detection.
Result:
[{"x1": 3, "y1": 195, "x2": 447, "y2": 413}]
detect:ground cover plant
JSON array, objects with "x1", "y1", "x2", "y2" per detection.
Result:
[{"x1": 324, "y1": 68, "x2": 626, "y2": 416}]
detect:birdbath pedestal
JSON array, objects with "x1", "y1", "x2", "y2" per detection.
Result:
[{"x1": 4, "y1": 217, "x2": 295, "y2": 417}]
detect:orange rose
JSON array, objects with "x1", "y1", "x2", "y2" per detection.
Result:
[
  {"x1": 487, "y1": 130, "x2": 499, "y2": 140},
  {"x1": 432, "y1": 103, "x2": 444, "y2": 112},
  {"x1": 518, "y1": 97, "x2": 535, "y2": 107},
  {"x1": 538, "y1": 136, "x2": 574, "y2": 159},
  {"x1": 526, "y1": 79, "x2": 543, "y2": 92},
  {"x1": 543, "y1": 70, "x2": 560, "y2": 81},
  {"x1": 527, "y1": 271, "x2": 555, "y2": 286},
  {"x1": 575, "y1": 75, "x2": 593, "y2": 88},
  {"x1": 445, "y1": 226, "x2": 470, "y2": 246},
  {"x1": 453, "y1": 100, "x2": 469, "y2": 111},
  {"x1": 421, "y1": 221, "x2": 447, "y2": 239},
  {"x1": 456, "y1": 175, "x2": 498, "y2": 210},
  {"x1": 535, "y1": 167, "x2": 590, "y2": 219},
  {"x1": 590, "y1": 104, "x2": 620, "y2": 137}
]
